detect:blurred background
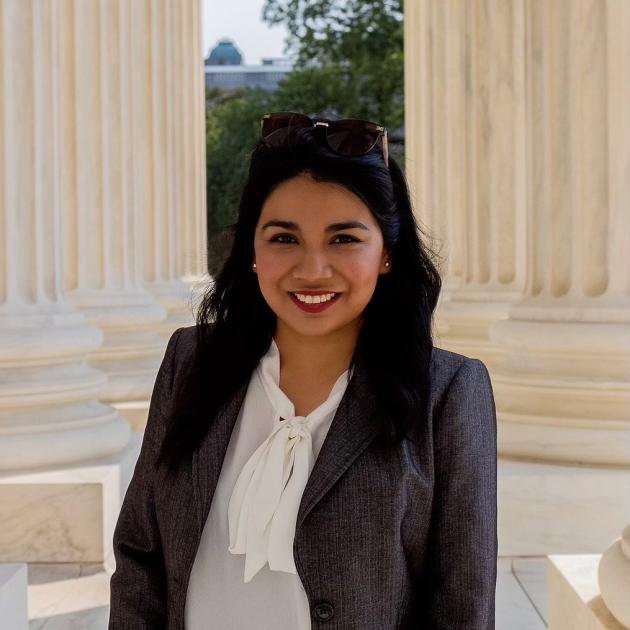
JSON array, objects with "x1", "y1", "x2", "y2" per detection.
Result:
[{"x1": 0, "y1": 1, "x2": 628, "y2": 628}]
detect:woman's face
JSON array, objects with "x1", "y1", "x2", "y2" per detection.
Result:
[{"x1": 253, "y1": 172, "x2": 391, "y2": 338}]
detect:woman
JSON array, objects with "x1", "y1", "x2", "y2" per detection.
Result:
[{"x1": 108, "y1": 112, "x2": 497, "y2": 629}]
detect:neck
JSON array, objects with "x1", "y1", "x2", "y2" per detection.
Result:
[{"x1": 273, "y1": 320, "x2": 360, "y2": 381}]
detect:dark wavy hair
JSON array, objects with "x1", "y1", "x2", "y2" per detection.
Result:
[{"x1": 157, "y1": 119, "x2": 443, "y2": 473}]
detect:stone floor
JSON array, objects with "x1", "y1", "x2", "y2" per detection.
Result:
[{"x1": 27, "y1": 557, "x2": 549, "y2": 629}]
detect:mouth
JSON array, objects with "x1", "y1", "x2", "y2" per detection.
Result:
[{"x1": 287, "y1": 291, "x2": 343, "y2": 313}]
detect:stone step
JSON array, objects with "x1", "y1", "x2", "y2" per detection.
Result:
[{"x1": 0, "y1": 564, "x2": 28, "y2": 630}]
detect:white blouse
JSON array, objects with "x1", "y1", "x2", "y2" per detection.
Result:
[{"x1": 184, "y1": 336, "x2": 353, "y2": 630}]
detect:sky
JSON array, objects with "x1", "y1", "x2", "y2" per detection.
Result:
[{"x1": 202, "y1": 0, "x2": 291, "y2": 65}]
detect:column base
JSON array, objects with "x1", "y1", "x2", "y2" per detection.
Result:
[
  {"x1": 434, "y1": 285, "x2": 521, "y2": 369},
  {"x1": 0, "y1": 434, "x2": 143, "y2": 572},
  {"x1": 499, "y1": 458, "x2": 630, "y2": 555},
  {"x1": 147, "y1": 279, "x2": 197, "y2": 336},
  {"x1": 548, "y1": 555, "x2": 625, "y2": 629},
  {"x1": 491, "y1": 317, "x2": 630, "y2": 466},
  {"x1": 112, "y1": 400, "x2": 149, "y2": 432}
]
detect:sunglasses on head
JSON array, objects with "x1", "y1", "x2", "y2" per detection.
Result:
[{"x1": 260, "y1": 111, "x2": 389, "y2": 168}]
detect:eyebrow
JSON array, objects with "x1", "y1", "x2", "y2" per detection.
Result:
[{"x1": 261, "y1": 220, "x2": 370, "y2": 233}]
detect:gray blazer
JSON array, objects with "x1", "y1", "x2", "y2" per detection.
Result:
[{"x1": 109, "y1": 325, "x2": 497, "y2": 629}]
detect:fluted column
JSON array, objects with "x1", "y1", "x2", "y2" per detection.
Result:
[
  {"x1": 0, "y1": 0, "x2": 129, "y2": 471},
  {"x1": 193, "y1": 0, "x2": 208, "y2": 284},
  {"x1": 405, "y1": 0, "x2": 527, "y2": 368},
  {"x1": 406, "y1": 0, "x2": 630, "y2": 466},
  {"x1": 130, "y1": 0, "x2": 190, "y2": 334},
  {"x1": 173, "y1": 0, "x2": 208, "y2": 316},
  {"x1": 490, "y1": 0, "x2": 630, "y2": 466},
  {"x1": 183, "y1": 0, "x2": 209, "y2": 292},
  {"x1": 141, "y1": 0, "x2": 207, "y2": 335},
  {"x1": 60, "y1": 0, "x2": 170, "y2": 404}
]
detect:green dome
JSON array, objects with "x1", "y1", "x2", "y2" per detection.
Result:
[{"x1": 206, "y1": 38, "x2": 243, "y2": 66}]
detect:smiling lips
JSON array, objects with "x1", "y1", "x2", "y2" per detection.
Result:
[
  {"x1": 289, "y1": 290, "x2": 341, "y2": 295},
  {"x1": 288, "y1": 291, "x2": 342, "y2": 312}
]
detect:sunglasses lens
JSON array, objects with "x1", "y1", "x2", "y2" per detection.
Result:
[
  {"x1": 261, "y1": 112, "x2": 312, "y2": 146},
  {"x1": 326, "y1": 120, "x2": 380, "y2": 156}
]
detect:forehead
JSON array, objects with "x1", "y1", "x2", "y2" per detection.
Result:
[{"x1": 259, "y1": 174, "x2": 376, "y2": 225}]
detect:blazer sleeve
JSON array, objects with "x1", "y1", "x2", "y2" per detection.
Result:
[
  {"x1": 427, "y1": 358, "x2": 498, "y2": 630},
  {"x1": 108, "y1": 327, "x2": 184, "y2": 630}
]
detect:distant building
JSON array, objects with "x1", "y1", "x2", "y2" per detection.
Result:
[
  {"x1": 205, "y1": 38, "x2": 293, "y2": 92},
  {"x1": 206, "y1": 37, "x2": 243, "y2": 65}
]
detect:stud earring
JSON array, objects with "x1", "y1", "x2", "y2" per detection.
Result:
[
  {"x1": 252, "y1": 263, "x2": 256, "y2": 269},
  {"x1": 385, "y1": 261, "x2": 390, "y2": 267}
]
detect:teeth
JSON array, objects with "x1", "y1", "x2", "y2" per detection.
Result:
[{"x1": 293, "y1": 292, "x2": 336, "y2": 304}]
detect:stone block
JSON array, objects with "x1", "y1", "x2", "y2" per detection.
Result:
[
  {"x1": 0, "y1": 434, "x2": 142, "y2": 572},
  {"x1": 547, "y1": 555, "x2": 626, "y2": 629}
]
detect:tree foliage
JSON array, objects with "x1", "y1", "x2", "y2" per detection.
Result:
[
  {"x1": 262, "y1": 0, "x2": 404, "y2": 128},
  {"x1": 262, "y1": 0, "x2": 403, "y2": 68},
  {"x1": 205, "y1": 88, "x2": 276, "y2": 273}
]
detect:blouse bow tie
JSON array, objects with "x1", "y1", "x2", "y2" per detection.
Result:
[{"x1": 227, "y1": 338, "x2": 351, "y2": 583}]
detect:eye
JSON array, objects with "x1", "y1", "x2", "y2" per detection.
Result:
[
  {"x1": 333, "y1": 234, "x2": 360, "y2": 244},
  {"x1": 269, "y1": 234, "x2": 360, "y2": 244},
  {"x1": 269, "y1": 234, "x2": 296, "y2": 244}
]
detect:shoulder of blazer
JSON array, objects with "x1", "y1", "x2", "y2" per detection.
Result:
[
  {"x1": 174, "y1": 324, "x2": 199, "y2": 360},
  {"x1": 429, "y1": 346, "x2": 492, "y2": 411},
  {"x1": 169, "y1": 324, "x2": 210, "y2": 377},
  {"x1": 162, "y1": 324, "x2": 198, "y2": 392},
  {"x1": 430, "y1": 345, "x2": 469, "y2": 387}
]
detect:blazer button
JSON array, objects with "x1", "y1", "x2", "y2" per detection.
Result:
[{"x1": 312, "y1": 601, "x2": 334, "y2": 623}]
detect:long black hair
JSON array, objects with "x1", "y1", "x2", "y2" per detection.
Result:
[{"x1": 157, "y1": 119, "x2": 443, "y2": 473}]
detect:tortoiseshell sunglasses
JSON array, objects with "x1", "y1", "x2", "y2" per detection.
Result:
[{"x1": 261, "y1": 111, "x2": 389, "y2": 168}]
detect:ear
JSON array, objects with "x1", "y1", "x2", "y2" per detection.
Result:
[{"x1": 381, "y1": 250, "x2": 392, "y2": 273}]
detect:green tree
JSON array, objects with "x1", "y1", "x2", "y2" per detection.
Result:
[
  {"x1": 262, "y1": 0, "x2": 404, "y2": 129},
  {"x1": 271, "y1": 66, "x2": 355, "y2": 117},
  {"x1": 205, "y1": 88, "x2": 276, "y2": 274}
]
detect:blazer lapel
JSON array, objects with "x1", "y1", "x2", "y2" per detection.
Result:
[
  {"x1": 192, "y1": 351, "x2": 380, "y2": 539},
  {"x1": 296, "y1": 353, "x2": 380, "y2": 530},
  {"x1": 192, "y1": 378, "x2": 250, "y2": 535}
]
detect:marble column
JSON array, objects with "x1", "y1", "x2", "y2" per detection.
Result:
[
  {"x1": 490, "y1": 0, "x2": 630, "y2": 467},
  {"x1": 130, "y1": 0, "x2": 195, "y2": 334},
  {"x1": 60, "y1": 0, "x2": 169, "y2": 410},
  {"x1": 184, "y1": 0, "x2": 210, "y2": 296},
  {"x1": 0, "y1": 0, "x2": 206, "y2": 564},
  {"x1": 0, "y1": 0, "x2": 130, "y2": 472},
  {"x1": 141, "y1": 0, "x2": 209, "y2": 335},
  {"x1": 177, "y1": 0, "x2": 209, "y2": 313},
  {"x1": 404, "y1": 0, "x2": 630, "y2": 557},
  {"x1": 404, "y1": 0, "x2": 527, "y2": 368}
]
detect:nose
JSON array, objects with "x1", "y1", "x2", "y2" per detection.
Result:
[{"x1": 292, "y1": 250, "x2": 334, "y2": 280}]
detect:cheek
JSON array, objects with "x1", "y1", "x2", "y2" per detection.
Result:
[
  {"x1": 255, "y1": 250, "x2": 288, "y2": 275},
  {"x1": 341, "y1": 261, "x2": 381, "y2": 306},
  {"x1": 344, "y1": 256, "x2": 382, "y2": 283}
]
